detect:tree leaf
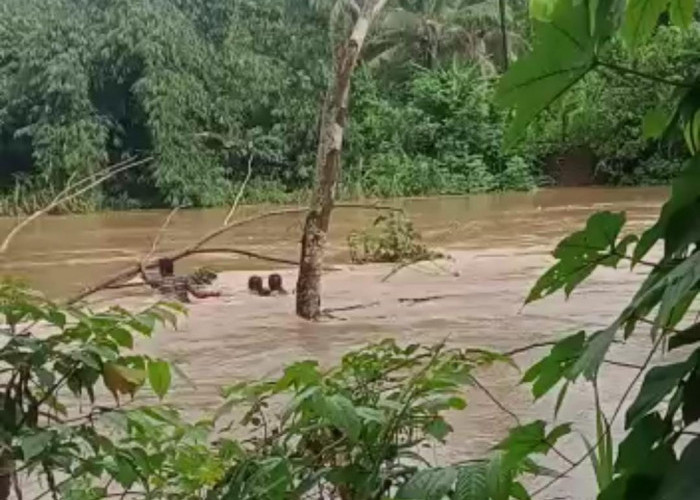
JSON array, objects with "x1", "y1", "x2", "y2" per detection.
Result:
[
  {"x1": 622, "y1": 0, "x2": 671, "y2": 46},
  {"x1": 510, "y1": 481, "x2": 531, "y2": 500},
  {"x1": 147, "y1": 360, "x2": 171, "y2": 399},
  {"x1": 454, "y1": 462, "x2": 488, "y2": 500},
  {"x1": 682, "y1": 369, "x2": 700, "y2": 426},
  {"x1": 102, "y1": 363, "x2": 145, "y2": 399},
  {"x1": 570, "y1": 324, "x2": 617, "y2": 380},
  {"x1": 670, "y1": 0, "x2": 695, "y2": 29},
  {"x1": 616, "y1": 413, "x2": 665, "y2": 473},
  {"x1": 356, "y1": 406, "x2": 385, "y2": 424},
  {"x1": 496, "y1": 0, "x2": 594, "y2": 144},
  {"x1": 396, "y1": 467, "x2": 457, "y2": 499},
  {"x1": 669, "y1": 323, "x2": 700, "y2": 351},
  {"x1": 625, "y1": 355, "x2": 697, "y2": 428},
  {"x1": 275, "y1": 360, "x2": 321, "y2": 391},
  {"x1": 107, "y1": 327, "x2": 134, "y2": 349},
  {"x1": 424, "y1": 417, "x2": 453, "y2": 442},
  {"x1": 634, "y1": 159, "x2": 700, "y2": 262},
  {"x1": 21, "y1": 431, "x2": 52, "y2": 460},
  {"x1": 522, "y1": 331, "x2": 585, "y2": 399},
  {"x1": 526, "y1": 212, "x2": 627, "y2": 303},
  {"x1": 653, "y1": 437, "x2": 700, "y2": 500},
  {"x1": 643, "y1": 108, "x2": 671, "y2": 139},
  {"x1": 317, "y1": 394, "x2": 361, "y2": 442},
  {"x1": 486, "y1": 452, "x2": 513, "y2": 500}
]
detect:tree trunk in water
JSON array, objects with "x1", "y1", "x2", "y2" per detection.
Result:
[{"x1": 296, "y1": 0, "x2": 389, "y2": 320}]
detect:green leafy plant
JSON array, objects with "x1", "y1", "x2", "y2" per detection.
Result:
[
  {"x1": 348, "y1": 212, "x2": 443, "y2": 264},
  {"x1": 212, "y1": 340, "x2": 564, "y2": 499},
  {"x1": 497, "y1": 0, "x2": 700, "y2": 498}
]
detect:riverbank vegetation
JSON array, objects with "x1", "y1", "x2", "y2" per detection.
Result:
[{"x1": 0, "y1": 0, "x2": 698, "y2": 212}]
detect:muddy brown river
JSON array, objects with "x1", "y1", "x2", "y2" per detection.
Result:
[{"x1": 0, "y1": 187, "x2": 675, "y2": 498}]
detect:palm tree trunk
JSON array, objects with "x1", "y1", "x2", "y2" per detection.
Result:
[
  {"x1": 498, "y1": 0, "x2": 509, "y2": 70},
  {"x1": 296, "y1": 0, "x2": 390, "y2": 320}
]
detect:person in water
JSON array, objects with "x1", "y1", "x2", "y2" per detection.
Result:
[
  {"x1": 153, "y1": 258, "x2": 221, "y2": 302},
  {"x1": 247, "y1": 275, "x2": 270, "y2": 296},
  {"x1": 268, "y1": 273, "x2": 287, "y2": 295}
]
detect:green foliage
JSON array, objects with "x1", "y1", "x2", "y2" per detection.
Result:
[
  {"x1": 346, "y1": 66, "x2": 537, "y2": 196},
  {"x1": 526, "y1": 211, "x2": 635, "y2": 303},
  {"x1": 500, "y1": 0, "x2": 700, "y2": 498},
  {"x1": 528, "y1": 25, "x2": 699, "y2": 185},
  {"x1": 348, "y1": 212, "x2": 443, "y2": 264},
  {"x1": 0, "y1": 0, "x2": 329, "y2": 207},
  {"x1": 213, "y1": 340, "x2": 555, "y2": 499}
]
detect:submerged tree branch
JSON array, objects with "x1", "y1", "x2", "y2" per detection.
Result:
[
  {"x1": 224, "y1": 153, "x2": 254, "y2": 226},
  {"x1": 0, "y1": 157, "x2": 152, "y2": 254}
]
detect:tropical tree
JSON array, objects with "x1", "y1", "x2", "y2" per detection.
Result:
[{"x1": 365, "y1": 0, "x2": 523, "y2": 73}]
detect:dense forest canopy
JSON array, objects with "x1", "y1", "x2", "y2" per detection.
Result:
[{"x1": 0, "y1": 0, "x2": 698, "y2": 210}]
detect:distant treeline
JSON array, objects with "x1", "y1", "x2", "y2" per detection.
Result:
[{"x1": 0, "y1": 0, "x2": 697, "y2": 212}]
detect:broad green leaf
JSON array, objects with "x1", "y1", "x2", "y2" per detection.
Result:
[
  {"x1": 454, "y1": 462, "x2": 488, "y2": 500},
  {"x1": 653, "y1": 437, "x2": 700, "y2": 500},
  {"x1": 496, "y1": 420, "x2": 569, "y2": 468},
  {"x1": 571, "y1": 325, "x2": 617, "y2": 380},
  {"x1": 21, "y1": 431, "x2": 52, "y2": 460},
  {"x1": 496, "y1": 0, "x2": 594, "y2": 144},
  {"x1": 682, "y1": 370, "x2": 700, "y2": 426},
  {"x1": 486, "y1": 452, "x2": 513, "y2": 500},
  {"x1": 356, "y1": 406, "x2": 385, "y2": 424},
  {"x1": 616, "y1": 413, "x2": 665, "y2": 473},
  {"x1": 317, "y1": 394, "x2": 361, "y2": 442},
  {"x1": 669, "y1": 323, "x2": 700, "y2": 351},
  {"x1": 147, "y1": 360, "x2": 171, "y2": 399},
  {"x1": 275, "y1": 360, "x2": 321, "y2": 391},
  {"x1": 103, "y1": 363, "x2": 145, "y2": 399},
  {"x1": 589, "y1": 0, "x2": 625, "y2": 41},
  {"x1": 526, "y1": 212, "x2": 627, "y2": 303},
  {"x1": 625, "y1": 354, "x2": 697, "y2": 428},
  {"x1": 670, "y1": 0, "x2": 695, "y2": 29},
  {"x1": 424, "y1": 417, "x2": 453, "y2": 442},
  {"x1": 510, "y1": 482, "x2": 531, "y2": 500},
  {"x1": 396, "y1": 467, "x2": 457, "y2": 499},
  {"x1": 104, "y1": 455, "x2": 138, "y2": 488},
  {"x1": 635, "y1": 159, "x2": 700, "y2": 262},
  {"x1": 107, "y1": 327, "x2": 134, "y2": 349},
  {"x1": 683, "y1": 109, "x2": 700, "y2": 154},
  {"x1": 522, "y1": 331, "x2": 585, "y2": 399},
  {"x1": 622, "y1": 0, "x2": 671, "y2": 46},
  {"x1": 643, "y1": 108, "x2": 671, "y2": 139},
  {"x1": 529, "y1": 0, "x2": 556, "y2": 21},
  {"x1": 496, "y1": 421, "x2": 549, "y2": 462}
]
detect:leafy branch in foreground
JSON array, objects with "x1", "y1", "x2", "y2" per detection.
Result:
[
  {"x1": 212, "y1": 340, "x2": 568, "y2": 500},
  {"x1": 497, "y1": 0, "x2": 700, "y2": 497}
]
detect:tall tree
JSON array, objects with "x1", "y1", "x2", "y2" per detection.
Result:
[
  {"x1": 365, "y1": 0, "x2": 517, "y2": 72},
  {"x1": 296, "y1": 0, "x2": 390, "y2": 320}
]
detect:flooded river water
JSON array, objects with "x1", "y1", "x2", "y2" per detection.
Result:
[{"x1": 0, "y1": 187, "x2": 673, "y2": 498}]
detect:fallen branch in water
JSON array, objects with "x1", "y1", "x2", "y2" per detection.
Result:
[
  {"x1": 323, "y1": 301, "x2": 380, "y2": 314},
  {"x1": 0, "y1": 157, "x2": 152, "y2": 254},
  {"x1": 66, "y1": 207, "x2": 309, "y2": 303},
  {"x1": 224, "y1": 153, "x2": 254, "y2": 226},
  {"x1": 397, "y1": 294, "x2": 465, "y2": 305},
  {"x1": 64, "y1": 202, "x2": 399, "y2": 304}
]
